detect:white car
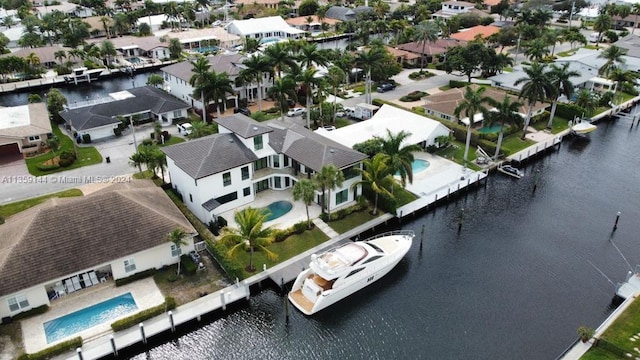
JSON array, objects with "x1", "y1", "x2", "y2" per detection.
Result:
[
  {"x1": 287, "y1": 108, "x2": 305, "y2": 117},
  {"x1": 177, "y1": 123, "x2": 192, "y2": 136}
]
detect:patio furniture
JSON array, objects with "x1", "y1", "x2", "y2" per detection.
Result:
[
  {"x1": 88, "y1": 271, "x2": 100, "y2": 286},
  {"x1": 64, "y1": 279, "x2": 76, "y2": 293},
  {"x1": 71, "y1": 275, "x2": 81, "y2": 290},
  {"x1": 82, "y1": 273, "x2": 93, "y2": 288}
]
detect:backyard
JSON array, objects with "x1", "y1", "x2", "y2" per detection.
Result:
[{"x1": 581, "y1": 297, "x2": 640, "y2": 359}]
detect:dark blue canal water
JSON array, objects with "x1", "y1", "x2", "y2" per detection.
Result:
[
  {"x1": 3, "y1": 78, "x2": 639, "y2": 360},
  {"x1": 124, "y1": 117, "x2": 639, "y2": 360}
]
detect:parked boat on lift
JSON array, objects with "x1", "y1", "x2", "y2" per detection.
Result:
[
  {"x1": 497, "y1": 163, "x2": 524, "y2": 179},
  {"x1": 288, "y1": 230, "x2": 414, "y2": 315},
  {"x1": 570, "y1": 118, "x2": 597, "y2": 136},
  {"x1": 64, "y1": 67, "x2": 105, "y2": 85}
]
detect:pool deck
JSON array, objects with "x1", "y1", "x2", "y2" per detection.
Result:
[{"x1": 21, "y1": 278, "x2": 164, "y2": 354}]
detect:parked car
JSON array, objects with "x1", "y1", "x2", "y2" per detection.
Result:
[
  {"x1": 335, "y1": 111, "x2": 346, "y2": 118},
  {"x1": 287, "y1": 107, "x2": 305, "y2": 117},
  {"x1": 177, "y1": 123, "x2": 192, "y2": 136},
  {"x1": 376, "y1": 83, "x2": 396, "y2": 92},
  {"x1": 234, "y1": 107, "x2": 251, "y2": 116},
  {"x1": 287, "y1": 99, "x2": 296, "y2": 108}
]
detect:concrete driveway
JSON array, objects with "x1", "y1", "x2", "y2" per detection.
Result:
[{"x1": 0, "y1": 153, "x2": 28, "y2": 177}]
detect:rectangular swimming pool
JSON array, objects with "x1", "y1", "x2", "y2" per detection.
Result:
[{"x1": 44, "y1": 292, "x2": 138, "y2": 343}]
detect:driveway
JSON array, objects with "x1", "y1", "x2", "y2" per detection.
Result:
[{"x1": 0, "y1": 153, "x2": 28, "y2": 177}]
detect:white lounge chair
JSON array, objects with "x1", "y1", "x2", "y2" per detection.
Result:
[
  {"x1": 88, "y1": 271, "x2": 100, "y2": 286},
  {"x1": 82, "y1": 273, "x2": 93, "y2": 288},
  {"x1": 71, "y1": 275, "x2": 81, "y2": 290},
  {"x1": 64, "y1": 279, "x2": 76, "y2": 293}
]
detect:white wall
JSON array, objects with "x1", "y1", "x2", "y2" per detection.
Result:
[
  {"x1": 111, "y1": 239, "x2": 194, "y2": 280},
  {"x1": 81, "y1": 123, "x2": 118, "y2": 141}
]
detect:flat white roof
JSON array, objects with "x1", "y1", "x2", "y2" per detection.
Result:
[
  {"x1": 109, "y1": 91, "x2": 136, "y2": 100},
  {"x1": 316, "y1": 104, "x2": 451, "y2": 148},
  {"x1": 0, "y1": 105, "x2": 30, "y2": 130}
]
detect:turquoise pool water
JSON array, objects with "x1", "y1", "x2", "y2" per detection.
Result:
[
  {"x1": 478, "y1": 124, "x2": 502, "y2": 134},
  {"x1": 263, "y1": 201, "x2": 293, "y2": 221},
  {"x1": 44, "y1": 292, "x2": 137, "y2": 343},
  {"x1": 397, "y1": 159, "x2": 430, "y2": 176},
  {"x1": 194, "y1": 46, "x2": 219, "y2": 54},
  {"x1": 127, "y1": 57, "x2": 142, "y2": 64}
]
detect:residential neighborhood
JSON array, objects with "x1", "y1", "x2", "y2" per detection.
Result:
[{"x1": 2, "y1": 0, "x2": 640, "y2": 358}]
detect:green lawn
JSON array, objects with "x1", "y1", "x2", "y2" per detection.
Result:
[
  {"x1": 233, "y1": 227, "x2": 329, "y2": 277},
  {"x1": 532, "y1": 117, "x2": 569, "y2": 134},
  {"x1": 394, "y1": 185, "x2": 418, "y2": 207},
  {"x1": 334, "y1": 118, "x2": 350, "y2": 128},
  {"x1": 499, "y1": 136, "x2": 536, "y2": 156},
  {"x1": 433, "y1": 140, "x2": 480, "y2": 170},
  {"x1": 580, "y1": 297, "x2": 640, "y2": 359},
  {"x1": 328, "y1": 208, "x2": 382, "y2": 234},
  {"x1": 160, "y1": 136, "x2": 185, "y2": 146},
  {"x1": 0, "y1": 189, "x2": 83, "y2": 218},
  {"x1": 556, "y1": 50, "x2": 576, "y2": 57},
  {"x1": 25, "y1": 123, "x2": 102, "y2": 176},
  {"x1": 580, "y1": 347, "x2": 623, "y2": 360}
]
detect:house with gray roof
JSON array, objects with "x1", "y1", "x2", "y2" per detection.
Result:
[
  {"x1": 324, "y1": 6, "x2": 373, "y2": 21},
  {"x1": 0, "y1": 103, "x2": 52, "y2": 158},
  {"x1": 0, "y1": 180, "x2": 197, "y2": 321},
  {"x1": 163, "y1": 114, "x2": 367, "y2": 224},
  {"x1": 59, "y1": 86, "x2": 190, "y2": 141}
]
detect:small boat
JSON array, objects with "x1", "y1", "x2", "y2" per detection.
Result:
[
  {"x1": 497, "y1": 164, "x2": 524, "y2": 179},
  {"x1": 64, "y1": 67, "x2": 105, "y2": 84},
  {"x1": 571, "y1": 121, "x2": 597, "y2": 135},
  {"x1": 288, "y1": 230, "x2": 414, "y2": 315}
]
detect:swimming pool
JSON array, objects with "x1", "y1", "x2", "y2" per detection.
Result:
[
  {"x1": 478, "y1": 124, "x2": 502, "y2": 134},
  {"x1": 44, "y1": 292, "x2": 137, "y2": 343},
  {"x1": 194, "y1": 46, "x2": 219, "y2": 54},
  {"x1": 263, "y1": 201, "x2": 293, "y2": 221},
  {"x1": 127, "y1": 57, "x2": 142, "y2": 64},
  {"x1": 396, "y1": 159, "x2": 430, "y2": 176}
]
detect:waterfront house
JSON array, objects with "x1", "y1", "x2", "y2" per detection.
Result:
[
  {"x1": 450, "y1": 25, "x2": 500, "y2": 42},
  {"x1": 161, "y1": 53, "x2": 272, "y2": 112},
  {"x1": 0, "y1": 46, "x2": 72, "y2": 70},
  {"x1": 33, "y1": 2, "x2": 93, "y2": 19},
  {"x1": 59, "y1": 86, "x2": 190, "y2": 141},
  {"x1": 86, "y1": 35, "x2": 170, "y2": 61},
  {"x1": 397, "y1": 39, "x2": 465, "y2": 64},
  {"x1": 0, "y1": 103, "x2": 52, "y2": 158},
  {"x1": 235, "y1": 0, "x2": 301, "y2": 12},
  {"x1": 225, "y1": 16, "x2": 307, "y2": 41},
  {"x1": 0, "y1": 180, "x2": 197, "y2": 322},
  {"x1": 315, "y1": 104, "x2": 451, "y2": 149},
  {"x1": 162, "y1": 114, "x2": 367, "y2": 224},
  {"x1": 162, "y1": 27, "x2": 243, "y2": 52},
  {"x1": 432, "y1": 0, "x2": 488, "y2": 21},
  {"x1": 324, "y1": 6, "x2": 373, "y2": 22},
  {"x1": 384, "y1": 46, "x2": 420, "y2": 67},
  {"x1": 286, "y1": 15, "x2": 341, "y2": 34},
  {"x1": 422, "y1": 85, "x2": 547, "y2": 126}
]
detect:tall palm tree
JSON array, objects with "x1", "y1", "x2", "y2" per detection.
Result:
[
  {"x1": 219, "y1": 207, "x2": 276, "y2": 272},
  {"x1": 190, "y1": 56, "x2": 211, "y2": 123},
  {"x1": 524, "y1": 38, "x2": 550, "y2": 62},
  {"x1": 129, "y1": 151, "x2": 147, "y2": 174},
  {"x1": 167, "y1": 228, "x2": 188, "y2": 275},
  {"x1": 292, "y1": 178, "x2": 317, "y2": 229},
  {"x1": 193, "y1": 70, "x2": 235, "y2": 118},
  {"x1": 297, "y1": 68, "x2": 321, "y2": 128},
  {"x1": 514, "y1": 62, "x2": 555, "y2": 140},
  {"x1": 485, "y1": 96, "x2": 523, "y2": 160},
  {"x1": 546, "y1": 63, "x2": 580, "y2": 129},
  {"x1": 608, "y1": 67, "x2": 639, "y2": 102},
  {"x1": 54, "y1": 50, "x2": 66, "y2": 65},
  {"x1": 298, "y1": 43, "x2": 328, "y2": 70},
  {"x1": 354, "y1": 153, "x2": 394, "y2": 216},
  {"x1": 574, "y1": 89, "x2": 597, "y2": 116},
  {"x1": 100, "y1": 41, "x2": 117, "y2": 67},
  {"x1": 241, "y1": 54, "x2": 270, "y2": 111},
  {"x1": 326, "y1": 66, "x2": 346, "y2": 123},
  {"x1": 267, "y1": 76, "x2": 297, "y2": 121},
  {"x1": 354, "y1": 47, "x2": 386, "y2": 105},
  {"x1": 412, "y1": 20, "x2": 440, "y2": 73},
  {"x1": 314, "y1": 164, "x2": 345, "y2": 218},
  {"x1": 598, "y1": 45, "x2": 627, "y2": 77},
  {"x1": 187, "y1": 120, "x2": 215, "y2": 139},
  {"x1": 454, "y1": 86, "x2": 492, "y2": 167},
  {"x1": 593, "y1": 13, "x2": 612, "y2": 48},
  {"x1": 378, "y1": 130, "x2": 422, "y2": 187},
  {"x1": 264, "y1": 41, "x2": 298, "y2": 79}
]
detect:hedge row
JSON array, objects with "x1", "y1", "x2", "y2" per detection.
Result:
[
  {"x1": 17, "y1": 337, "x2": 82, "y2": 360},
  {"x1": 165, "y1": 189, "x2": 245, "y2": 281},
  {"x1": 273, "y1": 221, "x2": 313, "y2": 242},
  {"x1": 110, "y1": 297, "x2": 176, "y2": 332},
  {"x1": 115, "y1": 268, "x2": 157, "y2": 287},
  {"x1": 320, "y1": 196, "x2": 369, "y2": 222},
  {"x1": 11, "y1": 305, "x2": 49, "y2": 321}
]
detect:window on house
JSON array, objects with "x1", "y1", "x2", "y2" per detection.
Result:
[
  {"x1": 241, "y1": 166, "x2": 249, "y2": 180},
  {"x1": 336, "y1": 189, "x2": 348, "y2": 205},
  {"x1": 124, "y1": 258, "x2": 136, "y2": 273},
  {"x1": 28, "y1": 135, "x2": 40, "y2": 142},
  {"x1": 274, "y1": 176, "x2": 281, "y2": 188},
  {"x1": 171, "y1": 244, "x2": 182, "y2": 257},
  {"x1": 189, "y1": 194, "x2": 193, "y2": 202},
  {"x1": 243, "y1": 187, "x2": 251, "y2": 196},
  {"x1": 7, "y1": 294, "x2": 29, "y2": 312},
  {"x1": 254, "y1": 135, "x2": 263, "y2": 150},
  {"x1": 254, "y1": 157, "x2": 267, "y2": 170},
  {"x1": 223, "y1": 172, "x2": 231, "y2": 186},
  {"x1": 272, "y1": 155, "x2": 280, "y2": 168},
  {"x1": 173, "y1": 110, "x2": 181, "y2": 118}
]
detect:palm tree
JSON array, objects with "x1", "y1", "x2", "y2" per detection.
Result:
[
  {"x1": 354, "y1": 47, "x2": 386, "y2": 105},
  {"x1": 193, "y1": 70, "x2": 235, "y2": 118},
  {"x1": 598, "y1": 45, "x2": 627, "y2": 77},
  {"x1": 189, "y1": 56, "x2": 211, "y2": 123},
  {"x1": 378, "y1": 130, "x2": 422, "y2": 187},
  {"x1": 241, "y1": 54, "x2": 270, "y2": 111},
  {"x1": 129, "y1": 151, "x2": 147, "y2": 174},
  {"x1": 267, "y1": 76, "x2": 297, "y2": 121},
  {"x1": 593, "y1": 13, "x2": 612, "y2": 48},
  {"x1": 412, "y1": 20, "x2": 440, "y2": 73},
  {"x1": 46, "y1": 135, "x2": 60, "y2": 158},
  {"x1": 524, "y1": 38, "x2": 550, "y2": 62},
  {"x1": 100, "y1": 40, "x2": 117, "y2": 68},
  {"x1": 298, "y1": 43, "x2": 328, "y2": 70},
  {"x1": 485, "y1": 96, "x2": 523, "y2": 160},
  {"x1": 546, "y1": 63, "x2": 580, "y2": 129},
  {"x1": 297, "y1": 68, "x2": 321, "y2": 129},
  {"x1": 454, "y1": 86, "x2": 492, "y2": 167},
  {"x1": 633, "y1": 3, "x2": 640, "y2": 35},
  {"x1": 326, "y1": 66, "x2": 346, "y2": 123},
  {"x1": 608, "y1": 67, "x2": 639, "y2": 102},
  {"x1": 187, "y1": 120, "x2": 215, "y2": 139},
  {"x1": 574, "y1": 89, "x2": 597, "y2": 116},
  {"x1": 219, "y1": 207, "x2": 276, "y2": 272},
  {"x1": 314, "y1": 164, "x2": 345, "y2": 218},
  {"x1": 264, "y1": 41, "x2": 298, "y2": 79},
  {"x1": 167, "y1": 228, "x2": 188, "y2": 275},
  {"x1": 292, "y1": 178, "x2": 316, "y2": 229},
  {"x1": 54, "y1": 50, "x2": 66, "y2": 65},
  {"x1": 514, "y1": 62, "x2": 555, "y2": 140},
  {"x1": 353, "y1": 153, "x2": 395, "y2": 215}
]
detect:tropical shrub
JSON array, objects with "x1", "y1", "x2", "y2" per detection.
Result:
[{"x1": 58, "y1": 150, "x2": 76, "y2": 167}]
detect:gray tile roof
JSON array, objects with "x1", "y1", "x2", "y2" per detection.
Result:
[
  {"x1": 161, "y1": 53, "x2": 246, "y2": 82},
  {"x1": 215, "y1": 113, "x2": 272, "y2": 138},
  {"x1": 268, "y1": 123, "x2": 367, "y2": 172},
  {"x1": 325, "y1": 6, "x2": 356, "y2": 21},
  {"x1": 59, "y1": 86, "x2": 189, "y2": 131},
  {"x1": 162, "y1": 133, "x2": 259, "y2": 179},
  {"x1": 0, "y1": 180, "x2": 196, "y2": 297}
]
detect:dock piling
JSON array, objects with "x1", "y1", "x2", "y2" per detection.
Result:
[
  {"x1": 139, "y1": 323, "x2": 147, "y2": 345},
  {"x1": 614, "y1": 212, "x2": 621, "y2": 231},
  {"x1": 458, "y1": 208, "x2": 464, "y2": 233},
  {"x1": 420, "y1": 224, "x2": 425, "y2": 251},
  {"x1": 110, "y1": 335, "x2": 118, "y2": 357},
  {"x1": 169, "y1": 311, "x2": 175, "y2": 332},
  {"x1": 76, "y1": 348, "x2": 83, "y2": 360},
  {"x1": 221, "y1": 292, "x2": 226, "y2": 311}
]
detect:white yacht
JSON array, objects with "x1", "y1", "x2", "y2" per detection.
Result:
[
  {"x1": 64, "y1": 67, "x2": 105, "y2": 84},
  {"x1": 288, "y1": 230, "x2": 414, "y2": 315}
]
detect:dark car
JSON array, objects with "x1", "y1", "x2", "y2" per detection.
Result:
[
  {"x1": 234, "y1": 107, "x2": 251, "y2": 116},
  {"x1": 376, "y1": 83, "x2": 396, "y2": 92}
]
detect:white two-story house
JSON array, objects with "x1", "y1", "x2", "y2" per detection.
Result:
[
  {"x1": 162, "y1": 114, "x2": 368, "y2": 224},
  {"x1": 432, "y1": 0, "x2": 487, "y2": 21}
]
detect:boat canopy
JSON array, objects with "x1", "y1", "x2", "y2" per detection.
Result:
[{"x1": 310, "y1": 243, "x2": 368, "y2": 279}]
